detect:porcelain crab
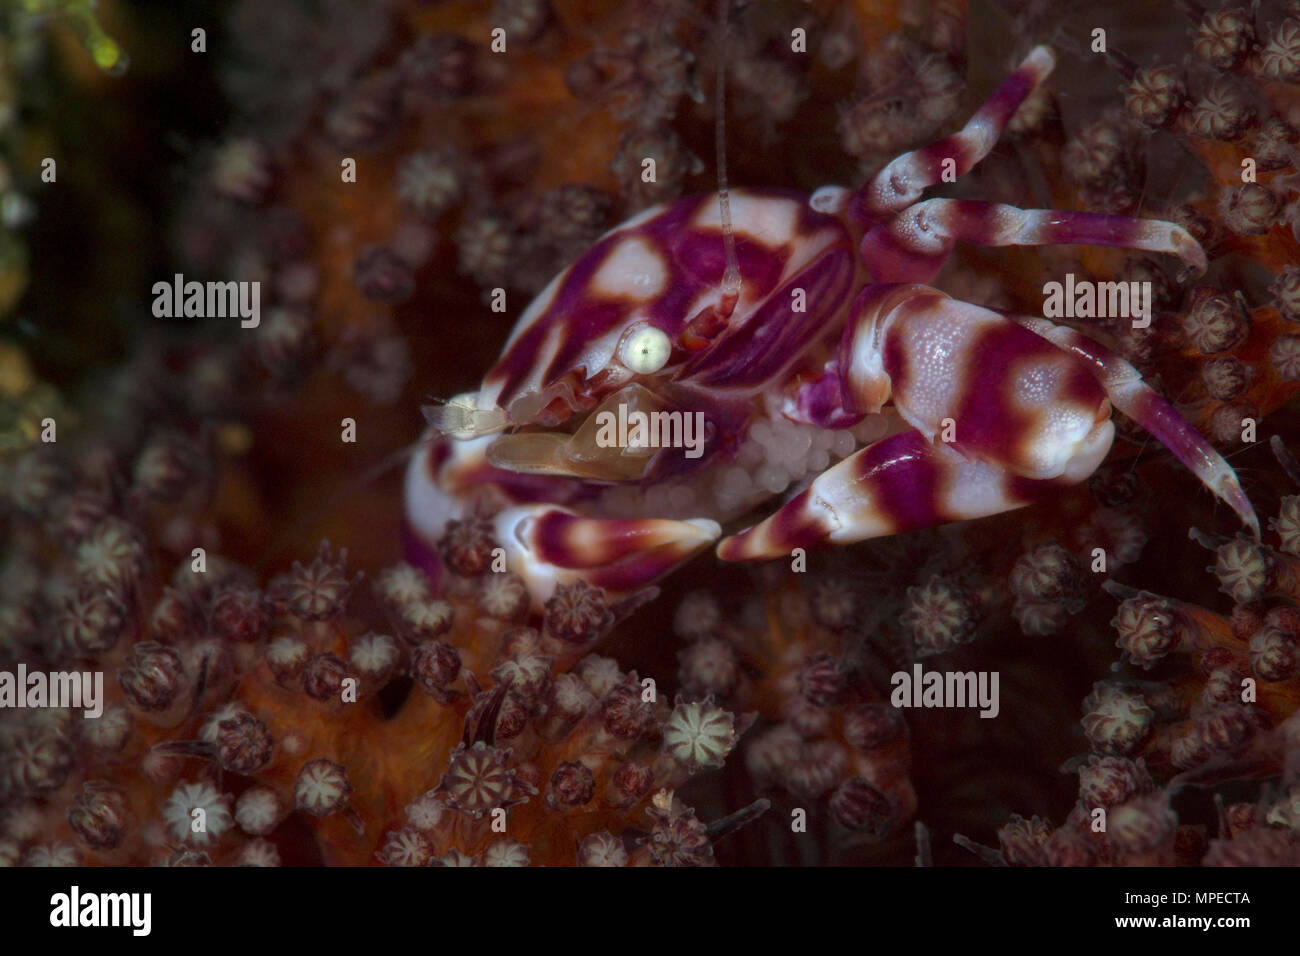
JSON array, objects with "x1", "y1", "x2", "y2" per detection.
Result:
[{"x1": 405, "y1": 45, "x2": 1257, "y2": 608}]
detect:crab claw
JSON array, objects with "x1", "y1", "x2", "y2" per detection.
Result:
[
  {"x1": 492, "y1": 504, "x2": 721, "y2": 607},
  {"x1": 716, "y1": 429, "x2": 1096, "y2": 562}
]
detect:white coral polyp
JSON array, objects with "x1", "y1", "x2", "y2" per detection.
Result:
[
  {"x1": 662, "y1": 700, "x2": 737, "y2": 770},
  {"x1": 350, "y1": 633, "x2": 399, "y2": 673},
  {"x1": 578, "y1": 830, "x2": 628, "y2": 867},
  {"x1": 163, "y1": 781, "x2": 234, "y2": 847},
  {"x1": 295, "y1": 761, "x2": 350, "y2": 816},
  {"x1": 482, "y1": 839, "x2": 530, "y2": 867},
  {"x1": 235, "y1": 787, "x2": 282, "y2": 836}
]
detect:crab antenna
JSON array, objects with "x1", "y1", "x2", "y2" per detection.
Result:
[{"x1": 715, "y1": 0, "x2": 740, "y2": 313}]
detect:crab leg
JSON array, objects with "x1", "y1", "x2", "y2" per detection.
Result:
[
  {"x1": 862, "y1": 200, "x2": 1208, "y2": 284},
  {"x1": 843, "y1": 283, "x2": 1257, "y2": 531},
  {"x1": 1007, "y1": 314, "x2": 1260, "y2": 536},
  {"x1": 404, "y1": 432, "x2": 582, "y2": 540},
  {"x1": 406, "y1": 436, "x2": 722, "y2": 604},
  {"x1": 770, "y1": 281, "x2": 1259, "y2": 560},
  {"x1": 853, "y1": 46, "x2": 1057, "y2": 220},
  {"x1": 828, "y1": 282, "x2": 1117, "y2": 486},
  {"x1": 493, "y1": 505, "x2": 721, "y2": 607},
  {"x1": 789, "y1": 280, "x2": 1113, "y2": 468},
  {"x1": 716, "y1": 428, "x2": 1095, "y2": 561}
]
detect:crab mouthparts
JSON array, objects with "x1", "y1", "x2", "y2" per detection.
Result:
[{"x1": 486, "y1": 384, "x2": 672, "y2": 482}]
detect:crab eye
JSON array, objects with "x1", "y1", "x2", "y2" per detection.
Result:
[{"x1": 621, "y1": 325, "x2": 671, "y2": 375}]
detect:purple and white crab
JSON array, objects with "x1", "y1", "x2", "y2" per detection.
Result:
[{"x1": 405, "y1": 45, "x2": 1257, "y2": 608}]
